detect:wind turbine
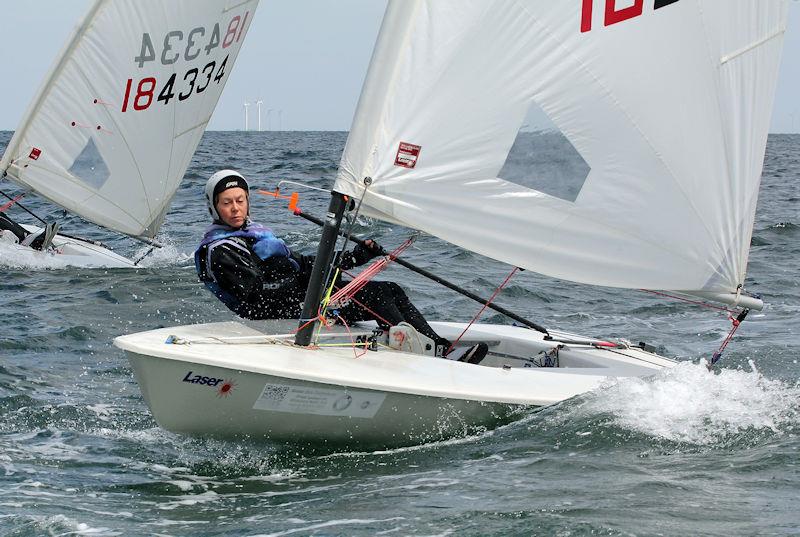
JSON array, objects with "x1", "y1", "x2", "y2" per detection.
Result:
[
  {"x1": 256, "y1": 100, "x2": 263, "y2": 132},
  {"x1": 243, "y1": 101, "x2": 250, "y2": 132},
  {"x1": 278, "y1": 109, "x2": 283, "y2": 131}
]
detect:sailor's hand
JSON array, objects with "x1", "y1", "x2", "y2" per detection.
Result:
[
  {"x1": 339, "y1": 240, "x2": 384, "y2": 270},
  {"x1": 351, "y1": 240, "x2": 383, "y2": 265},
  {"x1": 362, "y1": 239, "x2": 383, "y2": 257}
]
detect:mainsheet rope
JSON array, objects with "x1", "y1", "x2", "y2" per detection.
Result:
[{"x1": 445, "y1": 267, "x2": 520, "y2": 356}]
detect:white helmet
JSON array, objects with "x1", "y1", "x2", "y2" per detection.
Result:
[{"x1": 204, "y1": 169, "x2": 249, "y2": 222}]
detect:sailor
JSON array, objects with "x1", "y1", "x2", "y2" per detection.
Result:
[
  {"x1": 0, "y1": 212, "x2": 58, "y2": 251},
  {"x1": 0, "y1": 212, "x2": 27, "y2": 243},
  {"x1": 195, "y1": 169, "x2": 488, "y2": 363}
]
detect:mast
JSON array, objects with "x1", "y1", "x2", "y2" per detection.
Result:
[{"x1": 295, "y1": 192, "x2": 348, "y2": 346}]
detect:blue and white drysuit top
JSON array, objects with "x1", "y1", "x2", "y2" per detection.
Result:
[{"x1": 194, "y1": 221, "x2": 374, "y2": 320}]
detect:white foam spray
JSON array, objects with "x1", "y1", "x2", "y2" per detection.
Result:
[
  {"x1": 131, "y1": 242, "x2": 193, "y2": 268},
  {"x1": 578, "y1": 360, "x2": 800, "y2": 445},
  {"x1": 0, "y1": 242, "x2": 71, "y2": 270}
]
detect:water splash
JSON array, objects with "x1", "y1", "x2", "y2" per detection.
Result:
[
  {"x1": 577, "y1": 360, "x2": 800, "y2": 445},
  {"x1": 2, "y1": 514, "x2": 123, "y2": 537},
  {"x1": 0, "y1": 236, "x2": 192, "y2": 270},
  {"x1": 0, "y1": 242, "x2": 71, "y2": 270},
  {"x1": 131, "y1": 241, "x2": 193, "y2": 268}
]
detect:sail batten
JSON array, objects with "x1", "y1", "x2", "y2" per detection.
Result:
[
  {"x1": 1, "y1": 0, "x2": 258, "y2": 239},
  {"x1": 334, "y1": 0, "x2": 787, "y2": 296},
  {"x1": 176, "y1": 119, "x2": 211, "y2": 139},
  {"x1": 720, "y1": 27, "x2": 786, "y2": 64}
]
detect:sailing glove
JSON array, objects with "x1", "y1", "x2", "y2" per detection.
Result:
[{"x1": 339, "y1": 240, "x2": 383, "y2": 269}]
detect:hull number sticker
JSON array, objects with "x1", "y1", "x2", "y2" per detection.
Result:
[{"x1": 253, "y1": 382, "x2": 386, "y2": 418}]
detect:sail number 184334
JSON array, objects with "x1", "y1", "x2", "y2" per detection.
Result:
[
  {"x1": 121, "y1": 56, "x2": 228, "y2": 112},
  {"x1": 121, "y1": 11, "x2": 249, "y2": 113}
]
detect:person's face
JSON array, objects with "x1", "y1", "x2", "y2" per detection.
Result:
[{"x1": 216, "y1": 187, "x2": 248, "y2": 228}]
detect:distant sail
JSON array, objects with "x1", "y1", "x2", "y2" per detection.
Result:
[
  {"x1": 334, "y1": 0, "x2": 787, "y2": 295},
  {"x1": 0, "y1": 0, "x2": 258, "y2": 239}
]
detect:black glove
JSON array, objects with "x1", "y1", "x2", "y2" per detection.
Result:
[{"x1": 339, "y1": 240, "x2": 383, "y2": 270}]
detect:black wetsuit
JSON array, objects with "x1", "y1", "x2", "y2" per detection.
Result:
[
  {"x1": 195, "y1": 228, "x2": 450, "y2": 350},
  {"x1": 0, "y1": 213, "x2": 29, "y2": 242},
  {"x1": 196, "y1": 233, "x2": 315, "y2": 319}
]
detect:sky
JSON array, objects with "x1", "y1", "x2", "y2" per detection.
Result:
[{"x1": 1, "y1": 0, "x2": 798, "y2": 132}]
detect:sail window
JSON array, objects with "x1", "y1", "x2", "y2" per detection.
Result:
[
  {"x1": 497, "y1": 100, "x2": 589, "y2": 204},
  {"x1": 68, "y1": 137, "x2": 110, "y2": 190}
]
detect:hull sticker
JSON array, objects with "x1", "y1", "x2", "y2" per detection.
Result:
[{"x1": 253, "y1": 382, "x2": 386, "y2": 418}]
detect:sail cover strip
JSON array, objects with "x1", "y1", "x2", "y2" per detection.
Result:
[
  {"x1": 0, "y1": 0, "x2": 258, "y2": 238},
  {"x1": 334, "y1": 0, "x2": 787, "y2": 294}
]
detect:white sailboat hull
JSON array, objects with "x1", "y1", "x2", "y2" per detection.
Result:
[
  {"x1": 7, "y1": 224, "x2": 136, "y2": 268},
  {"x1": 126, "y1": 351, "x2": 520, "y2": 446},
  {"x1": 115, "y1": 321, "x2": 678, "y2": 448}
]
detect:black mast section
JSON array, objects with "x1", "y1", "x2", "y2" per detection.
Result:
[{"x1": 294, "y1": 192, "x2": 348, "y2": 346}]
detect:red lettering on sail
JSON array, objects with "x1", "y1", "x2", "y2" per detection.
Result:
[
  {"x1": 581, "y1": 0, "x2": 594, "y2": 32},
  {"x1": 581, "y1": 0, "x2": 679, "y2": 33},
  {"x1": 605, "y1": 0, "x2": 643, "y2": 27}
]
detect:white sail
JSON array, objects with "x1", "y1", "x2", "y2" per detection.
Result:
[
  {"x1": 0, "y1": 0, "x2": 258, "y2": 239},
  {"x1": 334, "y1": 0, "x2": 787, "y2": 296}
]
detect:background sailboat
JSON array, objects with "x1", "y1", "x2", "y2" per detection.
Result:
[
  {"x1": 116, "y1": 0, "x2": 788, "y2": 448},
  {"x1": 0, "y1": 0, "x2": 259, "y2": 267}
]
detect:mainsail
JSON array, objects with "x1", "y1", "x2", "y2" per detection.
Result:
[
  {"x1": 334, "y1": 0, "x2": 787, "y2": 299},
  {"x1": 0, "y1": 0, "x2": 258, "y2": 239}
]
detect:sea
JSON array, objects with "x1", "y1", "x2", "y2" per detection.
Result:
[{"x1": 0, "y1": 130, "x2": 798, "y2": 536}]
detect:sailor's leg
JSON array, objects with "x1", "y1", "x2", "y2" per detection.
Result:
[
  {"x1": 339, "y1": 280, "x2": 405, "y2": 327},
  {"x1": 382, "y1": 282, "x2": 488, "y2": 362},
  {"x1": 0, "y1": 213, "x2": 30, "y2": 243},
  {"x1": 28, "y1": 222, "x2": 59, "y2": 251},
  {"x1": 383, "y1": 282, "x2": 446, "y2": 342},
  {"x1": 341, "y1": 281, "x2": 451, "y2": 352}
]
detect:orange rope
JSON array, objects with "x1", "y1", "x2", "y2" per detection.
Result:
[{"x1": 293, "y1": 311, "x2": 331, "y2": 335}]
